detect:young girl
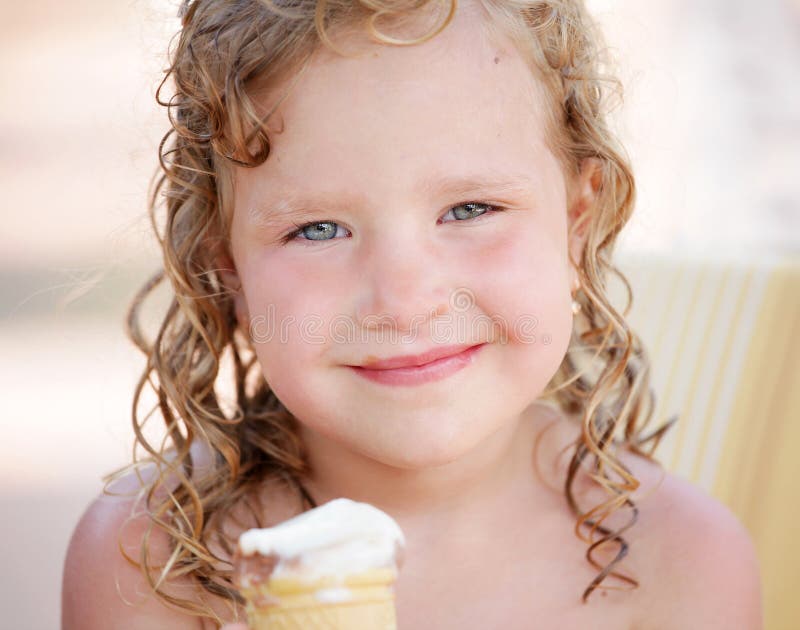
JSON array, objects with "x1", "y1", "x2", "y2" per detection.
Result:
[{"x1": 62, "y1": 0, "x2": 763, "y2": 628}]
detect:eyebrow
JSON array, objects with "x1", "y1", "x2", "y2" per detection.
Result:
[
  {"x1": 247, "y1": 172, "x2": 536, "y2": 225},
  {"x1": 421, "y1": 172, "x2": 536, "y2": 199}
]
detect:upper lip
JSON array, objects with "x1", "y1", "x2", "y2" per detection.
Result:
[{"x1": 354, "y1": 343, "x2": 484, "y2": 370}]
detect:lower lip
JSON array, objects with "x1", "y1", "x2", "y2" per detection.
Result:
[{"x1": 348, "y1": 344, "x2": 487, "y2": 387}]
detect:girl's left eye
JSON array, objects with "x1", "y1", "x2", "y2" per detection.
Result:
[
  {"x1": 439, "y1": 202, "x2": 499, "y2": 223},
  {"x1": 280, "y1": 202, "x2": 502, "y2": 245}
]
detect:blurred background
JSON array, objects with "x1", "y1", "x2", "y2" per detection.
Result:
[{"x1": 1, "y1": 0, "x2": 798, "y2": 628}]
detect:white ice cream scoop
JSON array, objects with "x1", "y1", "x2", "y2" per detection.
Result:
[{"x1": 235, "y1": 497, "x2": 406, "y2": 584}]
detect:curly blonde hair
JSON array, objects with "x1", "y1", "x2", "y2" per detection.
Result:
[{"x1": 108, "y1": 0, "x2": 677, "y2": 624}]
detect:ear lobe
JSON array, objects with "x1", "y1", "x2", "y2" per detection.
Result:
[
  {"x1": 215, "y1": 247, "x2": 239, "y2": 292},
  {"x1": 567, "y1": 157, "x2": 602, "y2": 271}
]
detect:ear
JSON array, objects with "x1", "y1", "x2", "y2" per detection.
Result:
[
  {"x1": 209, "y1": 237, "x2": 251, "y2": 334},
  {"x1": 566, "y1": 157, "x2": 602, "y2": 287}
]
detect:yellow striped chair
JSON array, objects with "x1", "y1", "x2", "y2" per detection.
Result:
[{"x1": 612, "y1": 249, "x2": 800, "y2": 630}]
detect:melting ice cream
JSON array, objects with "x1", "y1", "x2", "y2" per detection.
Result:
[{"x1": 235, "y1": 498, "x2": 406, "y2": 588}]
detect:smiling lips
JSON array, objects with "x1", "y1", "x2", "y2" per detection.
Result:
[{"x1": 348, "y1": 343, "x2": 487, "y2": 386}]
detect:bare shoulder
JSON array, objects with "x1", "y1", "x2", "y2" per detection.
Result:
[
  {"x1": 528, "y1": 408, "x2": 763, "y2": 629},
  {"x1": 62, "y1": 466, "x2": 205, "y2": 629},
  {"x1": 63, "y1": 439, "x2": 307, "y2": 630},
  {"x1": 617, "y1": 451, "x2": 764, "y2": 630}
]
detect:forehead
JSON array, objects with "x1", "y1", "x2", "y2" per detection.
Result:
[{"x1": 233, "y1": 4, "x2": 559, "y2": 211}]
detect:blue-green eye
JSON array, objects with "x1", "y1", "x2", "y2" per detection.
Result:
[
  {"x1": 294, "y1": 221, "x2": 345, "y2": 241},
  {"x1": 441, "y1": 202, "x2": 494, "y2": 222},
  {"x1": 280, "y1": 202, "x2": 501, "y2": 244}
]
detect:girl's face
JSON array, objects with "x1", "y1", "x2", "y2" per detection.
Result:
[{"x1": 227, "y1": 11, "x2": 588, "y2": 470}]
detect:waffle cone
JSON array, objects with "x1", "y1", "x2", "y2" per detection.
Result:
[{"x1": 240, "y1": 566, "x2": 398, "y2": 630}]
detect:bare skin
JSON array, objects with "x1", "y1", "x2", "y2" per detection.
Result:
[{"x1": 63, "y1": 401, "x2": 761, "y2": 629}]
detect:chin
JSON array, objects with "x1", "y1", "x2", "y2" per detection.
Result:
[
  {"x1": 372, "y1": 444, "x2": 468, "y2": 471},
  {"x1": 355, "y1": 418, "x2": 501, "y2": 471}
]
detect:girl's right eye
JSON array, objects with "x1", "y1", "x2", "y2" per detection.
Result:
[
  {"x1": 280, "y1": 221, "x2": 350, "y2": 244},
  {"x1": 279, "y1": 201, "x2": 501, "y2": 245}
]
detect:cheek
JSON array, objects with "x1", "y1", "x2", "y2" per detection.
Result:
[
  {"x1": 470, "y1": 226, "x2": 573, "y2": 392},
  {"x1": 241, "y1": 251, "x2": 342, "y2": 333},
  {"x1": 471, "y1": 227, "x2": 571, "y2": 336},
  {"x1": 239, "y1": 255, "x2": 324, "y2": 373}
]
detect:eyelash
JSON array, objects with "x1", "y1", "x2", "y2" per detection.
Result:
[{"x1": 279, "y1": 202, "x2": 504, "y2": 245}]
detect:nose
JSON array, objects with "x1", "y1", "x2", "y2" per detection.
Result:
[{"x1": 354, "y1": 237, "x2": 451, "y2": 335}]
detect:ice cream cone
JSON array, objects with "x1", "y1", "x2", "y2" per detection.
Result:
[
  {"x1": 240, "y1": 567, "x2": 398, "y2": 629},
  {"x1": 233, "y1": 498, "x2": 405, "y2": 630}
]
